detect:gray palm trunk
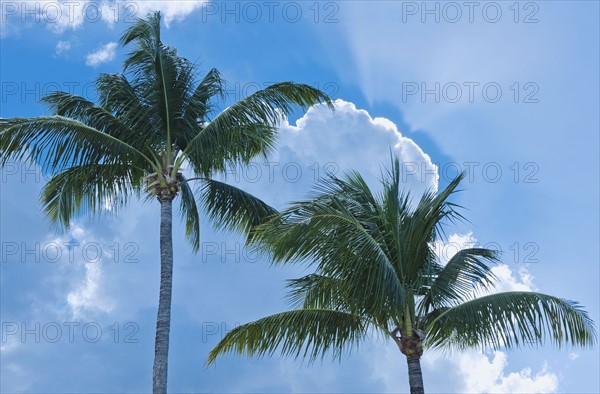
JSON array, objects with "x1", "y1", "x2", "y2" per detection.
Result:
[
  {"x1": 153, "y1": 198, "x2": 174, "y2": 394},
  {"x1": 406, "y1": 355, "x2": 425, "y2": 394}
]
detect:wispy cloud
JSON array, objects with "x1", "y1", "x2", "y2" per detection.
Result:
[
  {"x1": 1, "y1": 1, "x2": 207, "y2": 38},
  {"x1": 66, "y1": 261, "x2": 115, "y2": 319},
  {"x1": 54, "y1": 40, "x2": 71, "y2": 55},
  {"x1": 133, "y1": 0, "x2": 207, "y2": 27},
  {"x1": 44, "y1": 223, "x2": 116, "y2": 319},
  {"x1": 85, "y1": 42, "x2": 117, "y2": 67},
  {"x1": 568, "y1": 352, "x2": 580, "y2": 361}
]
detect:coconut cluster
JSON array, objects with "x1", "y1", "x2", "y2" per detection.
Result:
[{"x1": 144, "y1": 167, "x2": 182, "y2": 201}]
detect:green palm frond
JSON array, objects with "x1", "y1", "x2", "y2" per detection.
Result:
[
  {"x1": 425, "y1": 291, "x2": 597, "y2": 351},
  {"x1": 207, "y1": 309, "x2": 367, "y2": 365},
  {"x1": 419, "y1": 248, "x2": 500, "y2": 314},
  {"x1": 178, "y1": 175, "x2": 201, "y2": 251},
  {"x1": 174, "y1": 68, "x2": 225, "y2": 152},
  {"x1": 95, "y1": 73, "x2": 161, "y2": 151},
  {"x1": 41, "y1": 163, "x2": 143, "y2": 228},
  {"x1": 199, "y1": 178, "x2": 277, "y2": 238},
  {"x1": 183, "y1": 123, "x2": 277, "y2": 176},
  {"x1": 43, "y1": 91, "x2": 125, "y2": 132},
  {"x1": 119, "y1": 11, "x2": 163, "y2": 76},
  {"x1": 286, "y1": 274, "x2": 352, "y2": 311},
  {"x1": 254, "y1": 174, "x2": 406, "y2": 318},
  {"x1": 399, "y1": 172, "x2": 466, "y2": 285},
  {"x1": 310, "y1": 169, "x2": 383, "y2": 225},
  {"x1": 283, "y1": 273, "x2": 396, "y2": 328},
  {"x1": 0, "y1": 116, "x2": 152, "y2": 173},
  {"x1": 182, "y1": 68, "x2": 224, "y2": 129},
  {"x1": 119, "y1": 10, "x2": 198, "y2": 165},
  {"x1": 182, "y1": 82, "x2": 333, "y2": 174}
]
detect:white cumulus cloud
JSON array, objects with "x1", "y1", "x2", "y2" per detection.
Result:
[
  {"x1": 85, "y1": 42, "x2": 117, "y2": 67},
  {"x1": 458, "y1": 351, "x2": 558, "y2": 393},
  {"x1": 216, "y1": 99, "x2": 438, "y2": 208},
  {"x1": 285, "y1": 100, "x2": 436, "y2": 195}
]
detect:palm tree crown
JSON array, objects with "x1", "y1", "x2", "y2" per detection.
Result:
[
  {"x1": 0, "y1": 11, "x2": 333, "y2": 394},
  {"x1": 0, "y1": 11, "x2": 332, "y2": 243},
  {"x1": 208, "y1": 156, "x2": 596, "y2": 393}
]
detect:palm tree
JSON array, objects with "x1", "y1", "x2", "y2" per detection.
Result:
[
  {"x1": 0, "y1": 12, "x2": 332, "y2": 394},
  {"x1": 207, "y1": 157, "x2": 596, "y2": 394}
]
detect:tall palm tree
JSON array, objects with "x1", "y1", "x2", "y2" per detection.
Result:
[
  {"x1": 207, "y1": 157, "x2": 596, "y2": 394},
  {"x1": 0, "y1": 12, "x2": 332, "y2": 394}
]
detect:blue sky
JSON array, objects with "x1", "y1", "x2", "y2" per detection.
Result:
[{"x1": 1, "y1": 1, "x2": 598, "y2": 393}]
